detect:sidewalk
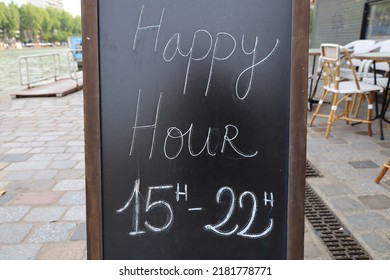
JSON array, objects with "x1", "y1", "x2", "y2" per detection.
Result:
[
  {"x1": 307, "y1": 103, "x2": 390, "y2": 260},
  {"x1": 0, "y1": 92, "x2": 86, "y2": 259},
  {"x1": 1, "y1": 90, "x2": 390, "y2": 259}
]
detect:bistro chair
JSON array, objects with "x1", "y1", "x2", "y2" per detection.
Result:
[
  {"x1": 339, "y1": 40, "x2": 376, "y2": 81},
  {"x1": 344, "y1": 39, "x2": 376, "y2": 68},
  {"x1": 309, "y1": 44, "x2": 383, "y2": 138},
  {"x1": 352, "y1": 41, "x2": 390, "y2": 117},
  {"x1": 357, "y1": 40, "x2": 390, "y2": 85},
  {"x1": 353, "y1": 60, "x2": 389, "y2": 118}
]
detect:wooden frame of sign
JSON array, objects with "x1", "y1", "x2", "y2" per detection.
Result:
[{"x1": 82, "y1": 0, "x2": 308, "y2": 260}]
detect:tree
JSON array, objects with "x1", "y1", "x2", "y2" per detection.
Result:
[
  {"x1": 19, "y1": 4, "x2": 43, "y2": 42},
  {"x1": 0, "y1": 2, "x2": 7, "y2": 39},
  {"x1": 72, "y1": 16, "x2": 81, "y2": 35},
  {"x1": 39, "y1": 9, "x2": 52, "y2": 41},
  {"x1": 1, "y1": 3, "x2": 81, "y2": 44},
  {"x1": 4, "y1": 2, "x2": 20, "y2": 39},
  {"x1": 60, "y1": 10, "x2": 73, "y2": 33},
  {"x1": 46, "y1": 7, "x2": 61, "y2": 32}
]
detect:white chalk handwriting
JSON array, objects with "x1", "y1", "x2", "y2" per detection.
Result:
[
  {"x1": 130, "y1": 90, "x2": 258, "y2": 160},
  {"x1": 132, "y1": 5, "x2": 280, "y2": 100},
  {"x1": 117, "y1": 179, "x2": 274, "y2": 238}
]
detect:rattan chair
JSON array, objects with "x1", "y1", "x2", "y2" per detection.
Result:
[
  {"x1": 339, "y1": 40, "x2": 376, "y2": 81},
  {"x1": 344, "y1": 39, "x2": 376, "y2": 68},
  {"x1": 351, "y1": 41, "x2": 390, "y2": 117},
  {"x1": 309, "y1": 44, "x2": 383, "y2": 138}
]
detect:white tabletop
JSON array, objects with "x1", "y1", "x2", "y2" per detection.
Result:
[{"x1": 352, "y1": 52, "x2": 390, "y2": 62}]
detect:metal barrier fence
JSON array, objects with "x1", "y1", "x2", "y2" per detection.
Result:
[{"x1": 18, "y1": 53, "x2": 61, "y2": 88}]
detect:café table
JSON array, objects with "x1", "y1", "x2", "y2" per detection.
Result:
[
  {"x1": 308, "y1": 48, "x2": 322, "y2": 111},
  {"x1": 352, "y1": 52, "x2": 390, "y2": 140}
]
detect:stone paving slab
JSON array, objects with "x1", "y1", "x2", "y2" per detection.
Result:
[
  {"x1": 346, "y1": 213, "x2": 390, "y2": 230},
  {"x1": 23, "y1": 207, "x2": 67, "y2": 222},
  {"x1": 348, "y1": 160, "x2": 380, "y2": 169},
  {"x1": 0, "y1": 224, "x2": 34, "y2": 244},
  {"x1": 8, "y1": 192, "x2": 63, "y2": 206},
  {"x1": 71, "y1": 223, "x2": 87, "y2": 241},
  {"x1": 0, "y1": 206, "x2": 30, "y2": 223},
  {"x1": 3, "y1": 171, "x2": 35, "y2": 181},
  {"x1": 63, "y1": 205, "x2": 86, "y2": 221},
  {"x1": 5, "y1": 161, "x2": 50, "y2": 171},
  {"x1": 0, "y1": 193, "x2": 14, "y2": 206},
  {"x1": 2, "y1": 154, "x2": 32, "y2": 162},
  {"x1": 53, "y1": 180, "x2": 85, "y2": 191},
  {"x1": 58, "y1": 191, "x2": 85, "y2": 205},
  {"x1": 330, "y1": 196, "x2": 366, "y2": 212},
  {"x1": 358, "y1": 194, "x2": 390, "y2": 209},
  {"x1": 5, "y1": 180, "x2": 56, "y2": 193},
  {"x1": 362, "y1": 233, "x2": 390, "y2": 254},
  {"x1": 0, "y1": 244, "x2": 42, "y2": 260},
  {"x1": 36, "y1": 241, "x2": 86, "y2": 260},
  {"x1": 28, "y1": 223, "x2": 76, "y2": 243}
]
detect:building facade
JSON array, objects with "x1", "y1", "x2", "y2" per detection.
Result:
[
  {"x1": 27, "y1": 0, "x2": 64, "y2": 9},
  {"x1": 311, "y1": 0, "x2": 390, "y2": 47}
]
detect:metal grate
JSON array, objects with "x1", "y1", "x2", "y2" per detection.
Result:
[
  {"x1": 306, "y1": 160, "x2": 322, "y2": 178},
  {"x1": 305, "y1": 161, "x2": 371, "y2": 260}
]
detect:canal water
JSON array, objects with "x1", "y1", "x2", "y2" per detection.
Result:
[{"x1": 0, "y1": 48, "x2": 73, "y2": 96}]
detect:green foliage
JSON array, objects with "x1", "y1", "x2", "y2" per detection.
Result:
[
  {"x1": 5, "y1": 2, "x2": 20, "y2": 37},
  {"x1": 20, "y1": 4, "x2": 43, "y2": 40},
  {"x1": 72, "y1": 16, "x2": 81, "y2": 35},
  {"x1": 0, "y1": 2, "x2": 81, "y2": 43},
  {"x1": 0, "y1": 2, "x2": 7, "y2": 37}
]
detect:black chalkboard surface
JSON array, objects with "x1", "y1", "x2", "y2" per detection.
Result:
[{"x1": 98, "y1": 0, "x2": 295, "y2": 260}]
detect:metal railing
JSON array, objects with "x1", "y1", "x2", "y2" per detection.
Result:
[
  {"x1": 18, "y1": 52, "x2": 61, "y2": 88},
  {"x1": 67, "y1": 49, "x2": 83, "y2": 86}
]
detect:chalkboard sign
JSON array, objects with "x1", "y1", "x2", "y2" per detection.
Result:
[{"x1": 82, "y1": 0, "x2": 308, "y2": 260}]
